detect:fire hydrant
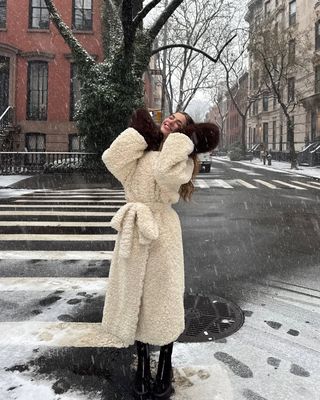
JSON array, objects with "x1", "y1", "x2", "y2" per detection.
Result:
[{"x1": 267, "y1": 153, "x2": 272, "y2": 165}]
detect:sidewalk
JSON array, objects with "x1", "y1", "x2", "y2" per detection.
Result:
[{"x1": 228, "y1": 156, "x2": 320, "y2": 180}]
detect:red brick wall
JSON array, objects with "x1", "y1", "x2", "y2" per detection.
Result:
[{"x1": 0, "y1": 0, "x2": 104, "y2": 151}]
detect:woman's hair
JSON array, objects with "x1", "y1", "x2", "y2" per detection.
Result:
[{"x1": 177, "y1": 111, "x2": 199, "y2": 202}]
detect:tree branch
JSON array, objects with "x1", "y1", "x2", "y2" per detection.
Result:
[
  {"x1": 149, "y1": 0, "x2": 184, "y2": 40},
  {"x1": 151, "y1": 34, "x2": 237, "y2": 63},
  {"x1": 133, "y1": 0, "x2": 162, "y2": 28},
  {"x1": 43, "y1": 0, "x2": 95, "y2": 68},
  {"x1": 121, "y1": 0, "x2": 134, "y2": 51}
]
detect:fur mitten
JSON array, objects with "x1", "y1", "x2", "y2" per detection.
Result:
[
  {"x1": 129, "y1": 108, "x2": 163, "y2": 151},
  {"x1": 183, "y1": 123, "x2": 220, "y2": 154}
]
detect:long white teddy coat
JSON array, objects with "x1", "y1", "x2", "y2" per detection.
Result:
[{"x1": 101, "y1": 128, "x2": 194, "y2": 348}]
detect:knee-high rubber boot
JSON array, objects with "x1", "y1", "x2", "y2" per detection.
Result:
[
  {"x1": 133, "y1": 341, "x2": 153, "y2": 400},
  {"x1": 153, "y1": 342, "x2": 174, "y2": 399}
]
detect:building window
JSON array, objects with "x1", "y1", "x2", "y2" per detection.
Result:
[
  {"x1": 316, "y1": 21, "x2": 320, "y2": 50},
  {"x1": 72, "y1": 0, "x2": 93, "y2": 31},
  {"x1": 263, "y1": 122, "x2": 269, "y2": 145},
  {"x1": 0, "y1": 0, "x2": 6, "y2": 28},
  {"x1": 29, "y1": 0, "x2": 49, "y2": 29},
  {"x1": 272, "y1": 120, "x2": 276, "y2": 149},
  {"x1": 264, "y1": 1, "x2": 271, "y2": 17},
  {"x1": 70, "y1": 63, "x2": 81, "y2": 120},
  {"x1": 311, "y1": 111, "x2": 317, "y2": 141},
  {"x1": 315, "y1": 65, "x2": 320, "y2": 93},
  {"x1": 25, "y1": 133, "x2": 46, "y2": 151},
  {"x1": 68, "y1": 133, "x2": 83, "y2": 152},
  {"x1": 287, "y1": 77, "x2": 295, "y2": 102},
  {"x1": 289, "y1": 0, "x2": 296, "y2": 26},
  {"x1": 288, "y1": 39, "x2": 296, "y2": 64},
  {"x1": 27, "y1": 61, "x2": 48, "y2": 120},
  {"x1": 253, "y1": 99, "x2": 259, "y2": 115},
  {"x1": 263, "y1": 93, "x2": 269, "y2": 111},
  {"x1": 253, "y1": 69, "x2": 260, "y2": 89}
]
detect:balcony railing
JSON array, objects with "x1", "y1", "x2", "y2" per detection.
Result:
[{"x1": 0, "y1": 151, "x2": 98, "y2": 174}]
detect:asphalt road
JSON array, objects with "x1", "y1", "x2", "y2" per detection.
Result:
[{"x1": 0, "y1": 159, "x2": 319, "y2": 400}]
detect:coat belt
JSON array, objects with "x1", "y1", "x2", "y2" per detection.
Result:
[{"x1": 111, "y1": 202, "x2": 160, "y2": 258}]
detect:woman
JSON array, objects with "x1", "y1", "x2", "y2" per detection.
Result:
[{"x1": 101, "y1": 109, "x2": 219, "y2": 399}]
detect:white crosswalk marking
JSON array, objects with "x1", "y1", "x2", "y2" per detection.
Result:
[
  {"x1": 272, "y1": 180, "x2": 307, "y2": 190},
  {"x1": 236, "y1": 179, "x2": 257, "y2": 189},
  {"x1": 0, "y1": 188, "x2": 122, "y2": 348},
  {"x1": 0, "y1": 234, "x2": 117, "y2": 241},
  {"x1": 0, "y1": 250, "x2": 113, "y2": 260},
  {"x1": 231, "y1": 168, "x2": 262, "y2": 176},
  {"x1": 290, "y1": 181, "x2": 320, "y2": 190},
  {"x1": 207, "y1": 179, "x2": 233, "y2": 188},
  {"x1": 0, "y1": 221, "x2": 112, "y2": 227},
  {"x1": 0, "y1": 277, "x2": 107, "y2": 291},
  {"x1": 307, "y1": 181, "x2": 320, "y2": 187},
  {"x1": 253, "y1": 179, "x2": 279, "y2": 189},
  {"x1": 14, "y1": 199, "x2": 126, "y2": 203},
  {"x1": 0, "y1": 211, "x2": 115, "y2": 216},
  {"x1": 194, "y1": 179, "x2": 210, "y2": 188}
]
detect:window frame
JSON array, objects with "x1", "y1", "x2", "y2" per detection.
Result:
[
  {"x1": 0, "y1": 0, "x2": 7, "y2": 29},
  {"x1": 316, "y1": 20, "x2": 320, "y2": 50},
  {"x1": 263, "y1": 93, "x2": 269, "y2": 112},
  {"x1": 27, "y1": 61, "x2": 48, "y2": 121},
  {"x1": 288, "y1": 39, "x2": 296, "y2": 64},
  {"x1": 25, "y1": 132, "x2": 46, "y2": 152},
  {"x1": 70, "y1": 63, "x2": 81, "y2": 121},
  {"x1": 287, "y1": 77, "x2": 295, "y2": 103},
  {"x1": 72, "y1": 0, "x2": 93, "y2": 31},
  {"x1": 315, "y1": 65, "x2": 320, "y2": 93},
  {"x1": 289, "y1": 0, "x2": 296, "y2": 26},
  {"x1": 29, "y1": 0, "x2": 50, "y2": 30}
]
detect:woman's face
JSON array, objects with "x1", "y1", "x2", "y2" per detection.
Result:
[{"x1": 160, "y1": 112, "x2": 187, "y2": 137}]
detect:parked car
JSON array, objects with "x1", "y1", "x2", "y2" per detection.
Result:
[{"x1": 198, "y1": 152, "x2": 211, "y2": 172}]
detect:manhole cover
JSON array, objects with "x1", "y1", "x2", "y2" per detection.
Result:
[{"x1": 178, "y1": 293, "x2": 244, "y2": 343}]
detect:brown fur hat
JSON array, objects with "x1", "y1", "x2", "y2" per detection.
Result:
[
  {"x1": 129, "y1": 108, "x2": 163, "y2": 151},
  {"x1": 183, "y1": 123, "x2": 220, "y2": 154}
]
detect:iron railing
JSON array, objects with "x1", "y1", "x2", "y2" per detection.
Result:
[{"x1": 0, "y1": 151, "x2": 98, "y2": 174}]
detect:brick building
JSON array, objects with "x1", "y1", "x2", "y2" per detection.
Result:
[
  {"x1": 0, "y1": 0, "x2": 105, "y2": 152},
  {"x1": 0, "y1": 0, "x2": 161, "y2": 153}
]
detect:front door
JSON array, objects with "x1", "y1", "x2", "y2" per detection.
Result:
[{"x1": 0, "y1": 55, "x2": 9, "y2": 117}]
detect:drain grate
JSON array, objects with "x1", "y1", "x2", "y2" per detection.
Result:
[{"x1": 178, "y1": 293, "x2": 244, "y2": 343}]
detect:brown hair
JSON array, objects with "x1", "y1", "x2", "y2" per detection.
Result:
[{"x1": 176, "y1": 111, "x2": 199, "y2": 202}]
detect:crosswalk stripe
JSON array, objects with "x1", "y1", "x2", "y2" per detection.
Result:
[
  {"x1": 0, "y1": 221, "x2": 112, "y2": 227},
  {"x1": 272, "y1": 180, "x2": 307, "y2": 190},
  {"x1": 0, "y1": 211, "x2": 115, "y2": 216},
  {"x1": 0, "y1": 277, "x2": 107, "y2": 291},
  {"x1": 0, "y1": 204, "x2": 121, "y2": 209},
  {"x1": 291, "y1": 181, "x2": 320, "y2": 189},
  {"x1": 13, "y1": 199, "x2": 125, "y2": 203},
  {"x1": 253, "y1": 179, "x2": 279, "y2": 189},
  {"x1": 307, "y1": 181, "x2": 320, "y2": 187},
  {"x1": 0, "y1": 322, "x2": 118, "y2": 347},
  {"x1": 236, "y1": 179, "x2": 257, "y2": 189},
  {"x1": 194, "y1": 179, "x2": 210, "y2": 188},
  {"x1": 0, "y1": 250, "x2": 113, "y2": 259},
  {"x1": 208, "y1": 179, "x2": 233, "y2": 188},
  {"x1": 231, "y1": 168, "x2": 262, "y2": 176},
  {"x1": 0, "y1": 234, "x2": 117, "y2": 241},
  {"x1": 22, "y1": 195, "x2": 125, "y2": 199}
]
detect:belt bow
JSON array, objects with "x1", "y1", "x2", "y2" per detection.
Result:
[{"x1": 111, "y1": 202, "x2": 159, "y2": 258}]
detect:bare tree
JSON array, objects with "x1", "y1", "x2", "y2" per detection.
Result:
[
  {"x1": 248, "y1": 13, "x2": 312, "y2": 168},
  {"x1": 156, "y1": 0, "x2": 238, "y2": 113}
]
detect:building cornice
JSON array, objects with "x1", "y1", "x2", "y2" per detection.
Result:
[{"x1": 19, "y1": 51, "x2": 55, "y2": 61}]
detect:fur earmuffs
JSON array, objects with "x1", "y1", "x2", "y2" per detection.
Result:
[
  {"x1": 183, "y1": 123, "x2": 220, "y2": 154},
  {"x1": 129, "y1": 108, "x2": 163, "y2": 151},
  {"x1": 129, "y1": 108, "x2": 220, "y2": 154}
]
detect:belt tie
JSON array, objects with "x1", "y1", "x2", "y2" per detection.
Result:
[{"x1": 111, "y1": 202, "x2": 159, "y2": 258}]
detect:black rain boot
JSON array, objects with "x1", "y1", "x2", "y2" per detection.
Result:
[
  {"x1": 133, "y1": 341, "x2": 153, "y2": 400},
  {"x1": 153, "y1": 342, "x2": 174, "y2": 399}
]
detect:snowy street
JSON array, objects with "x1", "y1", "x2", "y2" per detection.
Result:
[{"x1": 0, "y1": 158, "x2": 319, "y2": 400}]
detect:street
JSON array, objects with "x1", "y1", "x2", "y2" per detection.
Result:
[{"x1": 0, "y1": 159, "x2": 319, "y2": 400}]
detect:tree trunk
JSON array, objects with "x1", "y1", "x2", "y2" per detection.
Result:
[{"x1": 287, "y1": 117, "x2": 297, "y2": 169}]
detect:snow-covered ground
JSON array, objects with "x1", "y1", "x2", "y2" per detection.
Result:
[
  {"x1": 0, "y1": 175, "x2": 34, "y2": 199},
  {"x1": 219, "y1": 156, "x2": 320, "y2": 179}
]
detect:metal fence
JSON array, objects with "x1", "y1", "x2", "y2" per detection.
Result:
[{"x1": 0, "y1": 152, "x2": 98, "y2": 174}]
